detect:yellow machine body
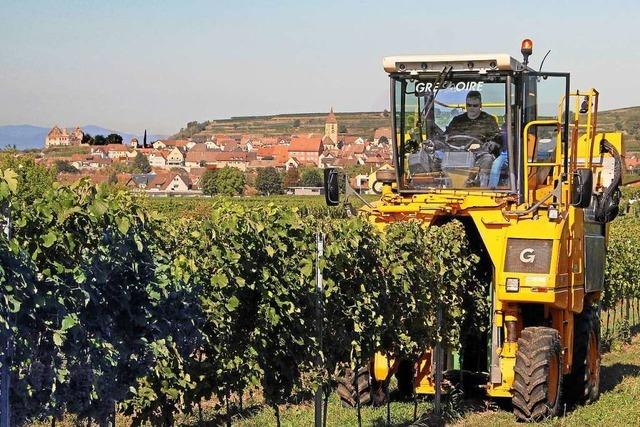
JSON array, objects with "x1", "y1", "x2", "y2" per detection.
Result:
[{"x1": 366, "y1": 84, "x2": 623, "y2": 397}]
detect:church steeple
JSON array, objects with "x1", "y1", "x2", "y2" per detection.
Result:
[{"x1": 324, "y1": 107, "x2": 338, "y2": 145}]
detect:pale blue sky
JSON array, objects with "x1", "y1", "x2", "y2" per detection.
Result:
[{"x1": 1, "y1": 0, "x2": 638, "y2": 134}]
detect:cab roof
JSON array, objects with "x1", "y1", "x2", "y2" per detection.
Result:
[{"x1": 383, "y1": 54, "x2": 527, "y2": 74}]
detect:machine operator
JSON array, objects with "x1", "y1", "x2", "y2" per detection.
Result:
[{"x1": 444, "y1": 90, "x2": 501, "y2": 187}]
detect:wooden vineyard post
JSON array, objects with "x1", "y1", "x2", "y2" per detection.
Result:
[{"x1": 314, "y1": 232, "x2": 325, "y2": 427}]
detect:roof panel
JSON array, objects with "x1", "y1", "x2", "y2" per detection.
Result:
[{"x1": 383, "y1": 54, "x2": 525, "y2": 73}]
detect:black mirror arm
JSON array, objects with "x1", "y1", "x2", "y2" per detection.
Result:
[{"x1": 344, "y1": 174, "x2": 376, "y2": 210}]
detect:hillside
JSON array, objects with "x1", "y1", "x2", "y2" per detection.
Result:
[
  {"x1": 597, "y1": 106, "x2": 640, "y2": 152},
  {"x1": 175, "y1": 106, "x2": 640, "y2": 151},
  {"x1": 173, "y1": 111, "x2": 391, "y2": 141}
]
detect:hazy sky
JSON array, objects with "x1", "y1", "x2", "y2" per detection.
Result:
[{"x1": 1, "y1": 0, "x2": 638, "y2": 135}]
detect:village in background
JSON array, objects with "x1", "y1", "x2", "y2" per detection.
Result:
[
  {"x1": 37, "y1": 109, "x2": 394, "y2": 196},
  {"x1": 20, "y1": 105, "x2": 640, "y2": 195}
]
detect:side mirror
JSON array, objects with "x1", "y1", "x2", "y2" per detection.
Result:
[
  {"x1": 323, "y1": 168, "x2": 340, "y2": 206},
  {"x1": 579, "y1": 96, "x2": 589, "y2": 114},
  {"x1": 571, "y1": 168, "x2": 593, "y2": 208}
]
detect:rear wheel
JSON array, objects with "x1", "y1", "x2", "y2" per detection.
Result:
[
  {"x1": 565, "y1": 306, "x2": 601, "y2": 404},
  {"x1": 336, "y1": 364, "x2": 387, "y2": 408},
  {"x1": 394, "y1": 359, "x2": 414, "y2": 398},
  {"x1": 512, "y1": 327, "x2": 563, "y2": 422}
]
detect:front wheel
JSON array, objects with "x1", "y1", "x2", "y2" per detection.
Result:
[
  {"x1": 565, "y1": 306, "x2": 601, "y2": 404},
  {"x1": 512, "y1": 327, "x2": 563, "y2": 422},
  {"x1": 336, "y1": 364, "x2": 387, "y2": 408}
]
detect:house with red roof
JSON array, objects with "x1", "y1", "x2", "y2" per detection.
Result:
[
  {"x1": 153, "y1": 139, "x2": 191, "y2": 150},
  {"x1": 148, "y1": 150, "x2": 168, "y2": 168},
  {"x1": 188, "y1": 167, "x2": 207, "y2": 190},
  {"x1": 625, "y1": 153, "x2": 640, "y2": 172},
  {"x1": 285, "y1": 157, "x2": 317, "y2": 171},
  {"x1": 256, "y1": 145, "x2": 289, "y2": 164},
  {"x1": 374, "y1": 127, "x2": 392, "y2": 144},
  {"x1": 288, "y1": 136, "x2": 323, "y2": 166},
  {"x1": 166, "y1": 147, "x2": 185, "y2": 167},
  {"x1": 184, "y1": 151, "x2": 248, "y2": 170},
  {"x1": 247, "y1": 159, "x2": 284, "y2": 170},
  {"x1": 148, "y1": 172, "x2": 191, "y2": 192}
]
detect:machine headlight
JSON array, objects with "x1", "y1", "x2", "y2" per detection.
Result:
[{"x1": 506, "y1": 278, "x2": 520, "y2": 292}]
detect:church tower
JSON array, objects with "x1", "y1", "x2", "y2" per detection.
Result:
[{"x1": 324, "y1": 108, "x2": 338, "y2": 145}]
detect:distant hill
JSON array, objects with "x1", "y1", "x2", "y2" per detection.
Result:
[
  {"x1": 0, "y1": 125, "x2": 50, "y2": 150},
  {"x1": 0, "y1": 125, "x2": 167, "y2": 151},
  {"x1": 172, "y1": 111, "x2": 392, "y2": 141},
  {"x1": 597, "y1": 106, "x2": 640, "y2": 152}
]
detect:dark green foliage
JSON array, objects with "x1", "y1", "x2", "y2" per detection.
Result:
[
  {"x1": 201, "y1": 167, "x2": 245, "y2": 196},
  {"x1": 213, "y1": 166, "x2": 245, "y2": 196},
  {"x1": 283, "y1": 168, "x2": 300, "y2": 188},
  {"x1": 81, "y1": 133, "x2": 94, "y2": 145},
  {"x1": 299, "y1": 167, "x2": 322, "y2": 187},
  {"x1": 106, "y1": 134, "x2": 123, "y2": 145},
  {"x1": 54, "y1": 160, "x2": 78, "y2": 173},
  {"x1": 0, "y1": 169, "x2": 200, "y2": 425},
  {"x1": 255, "y1": 167, "x2": 284, "y2": 195},
  {"x1": 0, "y1": 162, "x2": 634, "y2": 425},
  {"x1": 133, "y1": 152, "x2": 151, "y2": 173},
  {"x1": 200, "y1": 169, "x2": 218, "y2": 196}
]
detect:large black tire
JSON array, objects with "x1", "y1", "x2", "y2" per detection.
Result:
[
  {"x1": 336, "y1": 364, "x2": 387, "y2": 408},
  {"x1": 395, "y1": 359, "x2": 414, "y2": 398},
  {"x1": 512, "y1": 327, "x2": 563, "y2": 422},
  {"x1": 565, "y1": 306, "x2": 601, "y2": 405}
]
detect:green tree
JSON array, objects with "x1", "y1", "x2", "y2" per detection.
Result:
[
  {"x1": 299, "y1": 167, "x2": 322, "y2": 187},
  {"x1": 81, "y1": 133, "x2": 94, "y2": 145},
  {"x1": 54, "y1": 160, "x2": 79, "y2": 173},
  {"x1": 292, "y1": 119, "x2": 301, "y2": 128},
  {"x1": 215, "y1": 166, "x2": 245, "y2": 195},
  {"x1": 338, "y1": 124, "x2": 348, "y2": 134},
  {"x1": 106, "y1": 133, "x2": 123, "y2": 145},
  {"x1": 255, "y1": 167, "x2": 283, "y2": 195},
  {"x1": 201, "y1": 169, "x2": 219, "y2": 195},
  {"x1": 133, "y1": 152, "x2": 152, "y2": 173},
  {"x1": 343, "y1": 164, "x2": 370, "y2": 177},
  {"x1": 283, "y1": 167, "x2": 300, "y2": 189},
  {"x1": 93, "y1": 135, "x2": 107, "y2": 146},
  {"x1": 111, "y1": 162, "x2": 132, "y2": 173}
]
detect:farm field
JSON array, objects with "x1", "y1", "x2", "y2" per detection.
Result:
[
  {"x1": 229, "y1": 332, "x2": 640, "y2": 426},
  {"x1": 138, "y1": 194, "x2": 379, "y2": 220},
  {"x1": 27, "y1": 328, "x2": 640, "y2": 426},
  {"x1": 2, "y1": 158, "x2": 640, "y2": 426}
]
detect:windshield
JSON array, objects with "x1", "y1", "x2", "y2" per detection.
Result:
[{"x1": 393, "y1": 74, "x2": 511, "y2": 191}]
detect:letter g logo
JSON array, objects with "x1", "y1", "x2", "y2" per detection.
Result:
[{"x1": 519, "y1": 248, "x2": 535, "y2": 263}]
